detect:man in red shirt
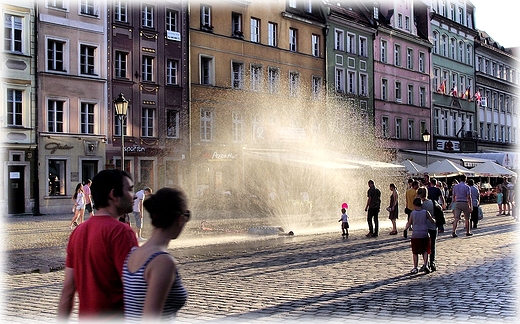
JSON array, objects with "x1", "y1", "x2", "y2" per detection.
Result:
[{"x1": 58, "y1": 169, "x2": 138, "y2": 321}]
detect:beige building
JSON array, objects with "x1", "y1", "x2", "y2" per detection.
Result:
[
  {"x1": 188, "y1": 0, "x2": 326, "y2": 201},
  {"x1": 36, "y1": 1, "x2": 108, "y2": 214}
]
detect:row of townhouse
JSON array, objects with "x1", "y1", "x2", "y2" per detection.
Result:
[{"x1": 2, "y1": 0, "x2": 518, "y2": 215}]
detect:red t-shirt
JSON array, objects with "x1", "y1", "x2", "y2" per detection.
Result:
[{"x1": 66, "y1": 216, "x2": 137, "y2": 320}]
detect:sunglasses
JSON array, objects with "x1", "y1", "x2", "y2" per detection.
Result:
[{"x1": 182, "y1": 210, "x2": 191, "y2": 220}]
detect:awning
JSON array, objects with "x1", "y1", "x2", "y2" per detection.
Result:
[{"x1": 400, "y1": 149, "x2": 494, "y2": 168}]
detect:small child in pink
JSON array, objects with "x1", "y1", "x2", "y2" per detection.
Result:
[{"x1": 338, "y1": 207, "x2": 349, "y2": 237}]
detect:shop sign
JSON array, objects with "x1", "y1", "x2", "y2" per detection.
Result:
[
  {"x1": 210, "y1": 152, "x2": 237, "y2": 161},
  {"x1": 45, "y1": 142, "x2": 74, "y2": 154}
]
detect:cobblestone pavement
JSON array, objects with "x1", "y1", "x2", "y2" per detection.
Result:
[{"x1": 1, "y1": 204, "x2": 519, "y2": 323}]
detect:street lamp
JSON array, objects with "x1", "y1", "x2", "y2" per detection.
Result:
[
  {"x1": 422, "y1": 129, "x2": 431, "y2": 167},
  {"x1": 114, "y1": 93, "x2": 129, "y2": 171}
]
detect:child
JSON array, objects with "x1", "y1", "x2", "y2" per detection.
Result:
[
  {"x1": 338, "y1": 208, "x2": 349, "y2": 237},
  {"x1": 496, "y1": 186, "x2": 503, "y2": 216},
  {"x1": 403, "y1": 198, "x2": 435, "y2": 274}
]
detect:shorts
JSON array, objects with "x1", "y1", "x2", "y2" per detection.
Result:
[
  {"x1": 453, "y1": 201, "x2": 471, "y2": 220},
  {"x1": 342, "y1": 222, "x2": 349, "y2": 229},
  {"x1": 411, "y1": 237, "x2": 430, "y2": 255},
  {"x1": 133, "y1": 212, "x2": 143, "y2": 228},
  {"x1": 85, "y1": 203, "x2": 93, "y2": 213}
]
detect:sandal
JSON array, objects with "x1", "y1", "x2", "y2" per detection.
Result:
[
  {"x1": 389, "y1": 230, "x2": 397, "y2": 235},
  {"x1": 410, "y1": 268, "x2": 418, "y2": 274}
]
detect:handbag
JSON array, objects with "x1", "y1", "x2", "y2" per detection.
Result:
[
  {"x1": 434, "y1": 201, "x2": 446, "y2": 226},
  {"x1": 478, "y1": 206, "x2": 483, "y2": 220}
]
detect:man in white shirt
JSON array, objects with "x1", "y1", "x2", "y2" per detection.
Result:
[{"x1": 132, "y1": 187, "x2": 152, "y2": 241}]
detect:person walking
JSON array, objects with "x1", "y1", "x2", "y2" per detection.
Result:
[
  {"x1": 428, "y1": 178, "x2": 446, "y2": 232},
  {"x1": 364, "y1": 179, "x2": 381, "y2": 237},
  {"x1": 338, "y1": 207, "x2": 349, "y2": 237},
  {"x1": 417, "y1": 187, "x2": 438, "y2": 272},
  {"x1": 69, "y1": 183, "x2": 85, "y2": 230},
  {"x1": 403, "y1": 198, "x2": 435, "y2": 274},
  {"x1": 133, "y1": 187, "x2": 153, "y2": 241},
  {"x1": 83, "y1": 179, "x2": 94, "y2": 218},
  {"x1": 388, "y1": 183, "x2": 399, "y2": 235},
  {"x1": 58, "y1": 169, "x2": 138, "y2": 321},
  {"x1": 496, "y1": 186, "x2": 503, "y2": 216},
  {"x1": 468, "y1": 179, "x2": 480, "y2": 229},
  {"x1": 123, "y1": 187, "x2": 190, "y2": 322},
  {"x1": 404, "y1": 180, "x2": 419, "y2": 237},
  {"x1": 451, "y1": 174, "x2": 473, "y2": 237},
  {"x1": 501, "y1": 178, "x2": 511, "y2": 216}
]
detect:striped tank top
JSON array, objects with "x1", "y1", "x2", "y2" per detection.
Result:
[{"x1": 123, "y1": 247, "x2": 188, "y2": 321}]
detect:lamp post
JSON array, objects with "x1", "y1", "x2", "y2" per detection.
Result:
[
  {"x1": 114, "y1": 93, "x2": 129, "y2": 171},
  {"x1": 422, "y1": 129, "x2": 431, "y2": 167}
]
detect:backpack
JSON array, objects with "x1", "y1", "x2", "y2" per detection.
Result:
[{"x1": 433, "y1": 201, "x2": 446, "y2": 226}]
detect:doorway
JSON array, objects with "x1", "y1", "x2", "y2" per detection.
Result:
[
  {"x1": 8, "y1": 165, "x2": 25, "y2": 214},
  {"x1": 82, "y1": 160, "x2": 98, "y2": 184}
]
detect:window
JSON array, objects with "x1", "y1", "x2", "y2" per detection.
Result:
[
  {"x1": 359, "y1": 73, "x2": 368, "y2": 96},
  {"x1": 405, "y1": 16, "x2": 410, "y2": 31},
  {"x1": 250, "y1": 64, "x2": 262, "y2": 91},
  {"x1": 6, "y1": 89, "x2": 23, "y2": 126},
  {"x1": 47, "y1": 0, "x2": 66, "y2": 9},
  {"x1": 450, "y1": 38, "x2": 456, "y2": 60},
  {"x1": 347, "y1": 71, "x2": 356, "y2": 94},
  {"x1": 336, "y1": 68, "x2": 344, "y2": 92},
  {"x1": 48, "y1": 159, "x2": 66, "y2": 196},
  {"x1": 466, "y1": 45, "x2": 472, "y2": 65},
  {"x1": 382, "y1": 116, "x2": 389, "y2": 137},
  {"x1": 142, "y1": 4, "x2": 154, "y2": 28},
  {"x1": 432, "y1": 32, "x2": 438, "y2": 54},
  {"x1": 250, "y1": 18, "x2": 260, "y2": 43},
  {"x1": 232, "y1": 112, "x2": 243, "y2": 142},
  {"x1": 492, "y1": 62, "x2": 497, "y2": 77},
  {"x1": 47, "y1": 39, "x2": 65, "y2": 71},
  {"x1": 407, "y1": 85, "x2": 413, "y2": 105},
  {"x1": 397, "y1": 13, "x2": 402, "y2": 28},
  {"x1": 359, "y1": 37, "x2": 367, "y2": 57},
  {"x1": 419, "y1": 87, "x2": 425, "y2": 107},
  {"x1": 80, "y1": 44, "x2": 96, "y2": 75},
  {"x1": 335, "y1": 29, "x2": 344, "y2": 51},
  {"x1": 304, "y1": 0, "x2": 312, "y2": 12},
  {"x1": 142, "y1": 108, "x2": 155, "y2": 137},
  {"x1": 312, "y1": 76, "x2": 321, "y2": 99},
  {"x1": 439, "y1": 0, "x2": 445, "y2": 15},
  {"x1": 433, "y1": 68, "x2": 439, "y2": 92},
  {"x1": 142, "y1": 56, "x2": 154, "y2": 82},
  {"x1": 395, "y1": 81, "x2": 401, "y2": 102},
  {"x1": 395, "y1": 118, "x2": 402, "y2": 139},
  {"x1": 394, "y1": 44, "x2": 401, "y2": 66},
  {"x1": 166, "y1": 9, "x2": 178, "y2": 32},
  {"x1": 80, "y1": 0, "x2": 95, "y2": 15},
  {"x1": 450, "y1": 4, "x2": 455, "y2": 20},
  {"x1": 268, "y1": 67, "x2": 280, "y2": 94},
  {"x1": 346, "y1": 33, "x2": 355, "y2": 54},
  {"x1": 166, "y1": 59, "x2": 178, "y2": 85},
  {"x1": 201, "y1": 5, "x2": 211, "y2": 28},
  {"x1": 434, "y1": 109, "x2": 440, "y2": 135},
  {"x1": 382, "y1": 79, "x2": 388, "y2": 100},
  {"x1": 4, "y1": 14, "x2": 22, "y2": 53},
  {"x1": 289, "y1": 71, "x2": 299, "y2": 97},
  {"x1": 419, "y1": 52, "x2": 425, "y2": 72},
  {"x1": 406, "y1": 48, "x2": 413, "y2": 69},
  {"x1": 48, "y1": 99, "x2": 64, "y2": 132},
  {"x1": 232, "y1": 61, "x2": 244, "y2": 89},
  {"x1": 458, "y1": 41, "x2": 464, "y2": 63},
  {"x1": 200, "y1": 108, "x2": 213, "y2": 141},
  {"x1": 289, "y1": 28, "x2": 297, "y2": 52},
  {"x1": 380, "y1": 40, "x2": 387, "y2": 63},
  {"x1": 166, "y1": 110, "x2": 180, "y2": 138},
  {"x1": 458, "y1": 7, "x2": 463, "y2": 23},
  {"x1": 408, "y1": 119, "x2": 414, "y2": 140},
  {"x1": 115, "y1": 51, "x2": 127, "y2": 78},
  {"x1": 312, "y1": 34, "x2": 319, "y2": 57},
  {"x1": 289, "y1": 0, "x2": 296, "y2": 8},
  {"x1": 268, "y1": 22, "x2": 277, "y2": 46},
  {"x1": 443, "y1": 110, "x2": 448, "y2": 135},
  {"x1": 80, "y1": 102, "x2": 95, "y2": 134},
  {"x1": 232, "y1": 13, "x2": 242, "y2": 36},
  {"x1": 441, "y1": 35, "x2": 447, "y2": 56},
  {"x1": 114, "y1": 0, "x2": 127, "y2": 22},
  {"x1": 200, "y1": 56, "x2": 213, "y2": 85}
]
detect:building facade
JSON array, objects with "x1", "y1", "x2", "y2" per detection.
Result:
[
  {"x1": 107, "y1": 0, "x2": 190, "y2": 192},
  {"x1": 1, "y1": 1, "x2": 37, "y2": 215}
]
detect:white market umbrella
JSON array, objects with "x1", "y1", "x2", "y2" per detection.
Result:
[
  {"x1": 421, "y1": 159, "x2": 475, "y2": 178},
  {"x1": 402, "y1": 159, "x2": 425, "y2": 176},
  {"x1": 470, "y1": 161, "x2": 517, "y2": 178}
]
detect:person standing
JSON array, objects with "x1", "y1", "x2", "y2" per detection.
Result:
[
  {"x1": 467, "y1": 179, "x2": 480, "y2": 229},
  {"x1": 364, "y1": 180, "x2": 381, "y2": 237},
  {"x1": 123, "y1": 187, "x2": 190, "y2": 321},
  {"x1": 404, "y1": 180, "x2": 419, "y2": 237},
  {"x1": 83, "y1": 179, "x2": 94, "y2": 218},
  {"x1": 133, "y1": 187, "x2": 153, "y2": 241},
  {"x1": 451, "y1": 174, "x2": 473, "y2": 237},
  {"x1": 388, "y1": 183, "x2": 399, "y2": 235},
  {"x1": 69, "y1": 183, "x2": 85, "y2": 229},
  {"x1": 417, "y1": 187, "x2": 438, "y2": 272},
  {"x1": 501, "y1": 178, "x2": 511, "y2": 216},
  {"x1": 428, "y1": 178, "x2": 446, "y2": 233},
  {"x1": 403, "y1": 198, "x2": 435, "y2": 274},
  {"x1": 496, "y1": 186, "x2": 503, "y2": 216},
  {"x1": 58, "y1": 169, "x2": 138, "y2": 321},
  {"x1": 338, "y1": 207, "x2": 349, "y2": 237}
]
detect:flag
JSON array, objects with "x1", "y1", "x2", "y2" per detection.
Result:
[
  {"x1": 437, "y1": 79, "x2": 446, "y2": 94},
  {"x1": 461, "y1": 86, "x2": 470, "y2": 99},
  {"x1": 474, "y1": 91, "x2": 481, "y2": 103},
  {"x1": 450, "y1": 87, "x2": 457, "y2": 97}
]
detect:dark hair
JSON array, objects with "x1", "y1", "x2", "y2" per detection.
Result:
[
  {"x1": 413, "y1": 197, "x2": 423, "y2": 207},
  {"x1": 412, "y1": 180, "x2": 419, "y2": 187},
  {"x1": 90, "y1": 169, "x2": 132, "y2": 209},
  {"x1": 468, "y1": 179, "x2": 474, "y2": 186},
  {"x1": 84, "y1": 179, "x2": 92, "y2": 185},
  {"x1": 407, "y1": 178, "x2": 414, "y2": 184},
  {"x1": 430, "y1": 178, "x2": 437, "y2": 185},
  {"x1": 390, "y1": 183, "x2": 396, "y2": 189},
  {"x1": 417, "y1": 187, "x2": 427, "y2": 198},
  {"x1": 368, "y1": 179, "x2": 374, "y2": 185},
  {"x1": 459, "y1": 174, "x2": 467, "y2": 182},
  {"x1": 143, "y1": 187, "x2": 188, "y2": 229},
  {"x1": 73, "y1": 183, "x2": 83, "y2": 200},
  {"x1": 341, "y1": 208, "x2": 346, "y2": 213}
]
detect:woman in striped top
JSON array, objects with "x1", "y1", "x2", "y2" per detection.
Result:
[{"x1": 123, "y1": 187, "x2": 190, "y2": 322}]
